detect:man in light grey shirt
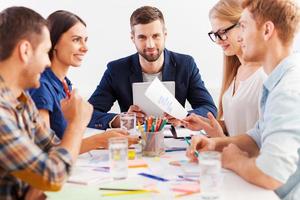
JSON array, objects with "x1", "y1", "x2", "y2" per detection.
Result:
[{"x1": 184, "y1": 0, "x2": 300, "y2": 191}]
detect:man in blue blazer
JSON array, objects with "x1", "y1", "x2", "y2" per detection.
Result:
[{"x1": 88, "y1": 6, "x2": 217, "y2": 130}]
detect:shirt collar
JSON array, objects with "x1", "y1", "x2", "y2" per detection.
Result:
[
  {"x1": 263, "y1": 53, "x2": 300, "y2": 92},
  {"x1": 44, "y1": 68, "x2": 71, "y2": 94},
  {"x1": 0, "y1": 75, "x2": 30, "y2": 110}
]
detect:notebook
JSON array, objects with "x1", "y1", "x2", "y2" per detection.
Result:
[{"x1": 132, "y1": 81, "x2": 175, "y2": 116}]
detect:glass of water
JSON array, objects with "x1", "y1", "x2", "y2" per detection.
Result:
[
  {"x1": 120, "y1": 112, "x2": 136, "y2": 135},
  {"x1": 199, "y1": 151, "x2": 223, "y2": 200},
  {"x1": 109, "y1": 137, "x2": 128, "y2": 180}
]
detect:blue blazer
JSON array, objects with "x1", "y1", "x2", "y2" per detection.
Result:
[{"x1": 88, "y1": 49, "x2": 217, "y2": 129}]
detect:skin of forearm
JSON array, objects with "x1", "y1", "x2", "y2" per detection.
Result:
[
  {"x1": 59, "y1": 123, "x2": 86, "y2": 162},
  {"x1": 214, "y1": 134, "x2": 259, "y2": 157},
  {"x1": 233, "y1": 156, "x2": 282, "y2": 190},
  {"x1": 80, "y1": 134, "x2": 105, "y2": 154}
]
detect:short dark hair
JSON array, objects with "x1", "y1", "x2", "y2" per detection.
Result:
[
  {"x1": 47, "y1": 10, "x2": 86, "y2": 60},
  {"x1": 0, "y1": 6, "x2": 47, "y2": 61},
  {"x1": 130, "y1": 6, "x2": 165, "y2": 32}
]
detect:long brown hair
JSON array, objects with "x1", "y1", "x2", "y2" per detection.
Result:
[{"x1": 209, "y1": 0, "x2": 242, "y2": 120}]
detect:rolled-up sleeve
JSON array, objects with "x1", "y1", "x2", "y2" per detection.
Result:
[
  {"x1": 254, "y1": 89, "x2": 300, "y2": 183},
  {"x1": 247, "y1": 121, "x2": 262, "y2": 148}
]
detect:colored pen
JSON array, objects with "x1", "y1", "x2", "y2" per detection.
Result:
[
  {"x1": 155, "y1": 118, "x2": 162, "y2": 131},
  {"x1": 67, "y1": 180, "x2": 87, "y2": 185},
  {"x1": 137, "y1": 121, "x2": 144, "y2": 133},
  {"x1": 175, "y1": 191, "x2": 199, "y2": 198},
  {"x1": 138, "y1": 172, "x2": 169, "y2": 182},
  {"x1": 199, "y1": 130, "x2": 207, "y2": 136},
  {"x1": 159, "y1": 119, "x2": 167, "y2": 131},
  {"x1": 178, "y1": 175, "x2": 199, "y2": 183},
  {"x1": 99, "y1": 188, "x2": 148, "y2": 191},
  {"x1": 184, "y1": 137, "x2": 199, "y2": 157},
  {"x1": 102, "y1": 190, "x2": 151, "y2": 197},
  {"x1": 93, "y1": 166, "x2": 109, "y2": 172},
  {"x1": 165, "y1": 147, "x2": 186, "y2": 152}
]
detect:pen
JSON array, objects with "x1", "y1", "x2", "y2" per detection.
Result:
[
  {"x1": 67, "y1": 180, "x2": 87, "y2": 185},
  {"x1": 99, "y1": 188, "x2": 148, "y2": 191},
  {"x1": 138, "y1": 172, "x2": 169, "y2": 182},
  {"x1": 165, "y1": 147, "x2": 186, "y2": 152},
  {"x1": 159, "y1": 119, "x2": 167, "y2": 131},
  {"x1": 137, "y1": 121, "x2": 144, "y2": 133},
  {"x1": 178, "y1": 175, "x2": 199, "y2": 183},
  {"x1": 102, "y1": 190, "x2": 151, "y2": 197},
  {"x1": 199, "y1": 130, "x2": 207, "y2": 136},
  {"x1": 184, "y1": 137, "x2": 199, "y2": 157},
  {"x1": 93, "y1": 167, "x2": 109, "y2": 172},
  {"x1": 175, "y1": 191, "x2": 199, "y2": 198}
]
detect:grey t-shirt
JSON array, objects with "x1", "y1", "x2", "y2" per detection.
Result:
[{"x1": 142, "y1": 71, "x2": 162, "y2": 82}]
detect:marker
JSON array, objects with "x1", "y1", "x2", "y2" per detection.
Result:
[
  {"x1": 67, "y1": 180, "x2": 87, "y2": 185},
  {"x1": 102, "y1": 190, "x2": 151, "y2": 197},
  {"x1": 159, "y1": 119, "x2": 167, "y2": 131},
  {"x1": 137, "y1": 121, "x2": 144, "y2": 133},
  {"x1": 184, "y1": 137, "x2": 199, "y2": 157},
  {"x1": 165, "y1": 147, "x2": 186, "y2": 152},
  {"x1": 138, "y1": 172, "x2": 169, "y2": 182},
  {"x1": 99, "y1": 188, "x2": 149, "y2": 191}
]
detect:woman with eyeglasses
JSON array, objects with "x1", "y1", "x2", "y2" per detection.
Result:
[
  {"x1": 29, "y1": 10, "x2": 138, "y2": 152},
  {"x1": 183, "y1": 0, "x2": 266, "y2": 137}
]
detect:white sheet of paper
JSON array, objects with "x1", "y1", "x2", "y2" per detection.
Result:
[{"x1": 144, "y1": 77, "x2": 188, "y2": 120}]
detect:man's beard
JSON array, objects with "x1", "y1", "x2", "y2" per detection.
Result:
[{"x1": 139, "y1": 48, "x2": 163, "y2": 62}]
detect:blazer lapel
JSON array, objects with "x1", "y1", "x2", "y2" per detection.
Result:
[
  {"x1": 130, "y1": 53, "x2": 143, "y2": 84},
  {"x1": 162, "y1": 49, "x2": 176, "y2": 81}
]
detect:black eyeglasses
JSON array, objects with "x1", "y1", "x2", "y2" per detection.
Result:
[{"x1": 208, "y1": 23, "x2": 237, "y2": 42}]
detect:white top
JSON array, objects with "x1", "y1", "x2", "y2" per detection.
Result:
[{"x1": 222, "y1": 68, "x2": 267, "y2": 136}]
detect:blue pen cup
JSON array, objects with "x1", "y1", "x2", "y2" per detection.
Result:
[{"x1": 141, "y1": 130, "x2": 164, "y2": 157}]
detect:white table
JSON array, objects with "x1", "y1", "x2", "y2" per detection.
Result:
[{"x1": 46, "y1": 128, "x2": 280, "y2": 200}]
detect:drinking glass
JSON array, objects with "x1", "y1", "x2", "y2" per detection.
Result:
[{"x1": 109, "y1": 137, "x2": 128, "y2": 180}]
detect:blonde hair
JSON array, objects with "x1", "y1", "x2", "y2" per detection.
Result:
[
  {"x1": 209, "y1": 0, "x2": 243, "y2": 120},
  {"x1": 243, "y1": 0, "x2": 300, "y2": 46}
]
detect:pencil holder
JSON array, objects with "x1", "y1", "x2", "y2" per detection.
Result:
[{"x1": 141, "y1": 130, "x2": 165, "y2": 157}]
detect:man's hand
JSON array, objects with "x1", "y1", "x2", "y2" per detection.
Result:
[
  {"x1": 222, "y1": 143, "x2": 249, "y2": 170},
  {"x1": 98, "y1": 129, "x2": 139, "y2": 148},
  {"x1": 186, "y1": 135, "x2": 216, "y2": 162},
  {"x1": 127, "y1": 105, "x2": 145, "y2": 124},
  {"x1": 183, "y1": 113, "x2": 225, "y2": 137},
  {"x1": 163, "y1": 113, "x2": 182, "y2": 127},
  {"x1": 111, "y1": 105, "x2": 145, "y2": 128},
  {"x1": 61, "y1": 89, "x2": 93, "y2": 131}
]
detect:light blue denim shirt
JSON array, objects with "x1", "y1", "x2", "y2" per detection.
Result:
[
  {"x1": 247, "y1": 53, "x2": 300, "y2": 183},
  {"x1": 276, "y1": 148, "x2": 300, "y2": 200}
]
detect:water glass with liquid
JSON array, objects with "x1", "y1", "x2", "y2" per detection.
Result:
[
  {"x1": 199, "y1": 151, "x2": 223, "y2": 199},
  {"x1": 109, "y1": 137, "x2": 128, "y2": 180},
  {"x1": 120, "y1": 112, "x2": 136, "y2": 135}
]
